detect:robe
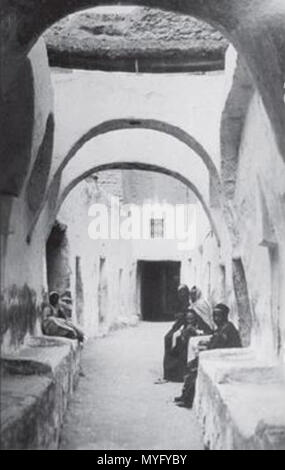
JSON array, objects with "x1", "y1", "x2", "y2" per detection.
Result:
[
  {"x1": 163, "y1": 310, "x2": 213, "y2": 383},
  {"x1": 180, "y1": 321, "x2": 242, "y2": 407}
]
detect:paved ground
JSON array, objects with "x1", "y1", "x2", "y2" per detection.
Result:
[{"x1": 60, "y1": 322, "x2": 203, "y2": 450}]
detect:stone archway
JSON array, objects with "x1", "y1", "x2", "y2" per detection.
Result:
[
  {"x1": 27, "y1": 118, "x2": 222, "y2": 243},
  {"x1": 54, "y1": 161, "x2": 221, "y2": 245},
  {"x1": 220, "y1": 46, "x2": 255, "y2": 200},
  {"x1": 56, "y1": 118, "x2": 221, "y2": 188},
  {"x1": 53, "y1": 160, "x2": 224, "y2": 340},
  {"x1": 2, "y1": 1, "x2": 285, "y2": 166}
]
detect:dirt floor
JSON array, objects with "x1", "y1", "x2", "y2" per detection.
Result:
[{"x1": 59, "y1": 322, "x2": 203, "y2": 450}]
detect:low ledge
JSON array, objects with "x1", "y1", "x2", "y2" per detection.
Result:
[
  {"x1": 0, "y1": 336, "x2": 81, "y2": 450},
  {"x1": 195, "y1": 349, "x2": 285, "y2": 450}
]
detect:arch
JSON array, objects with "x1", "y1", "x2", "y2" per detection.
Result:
[
  {"x1": 54, "y1": 161, "x2": 221, "y2": 246},
  {"x1": 0, "y1": 57, "x2": 35, "y2": 196},
  {"x1": 3, "y1": 0, "x2": 284, "y2": 166},
  {"x1": 232, "y1": 257, "x2": 252, "y2": 347},
  {"x1": 27, "y1": 118, "x2": 222, "y2": 242},
  {"x1": 26, "y1": 113, "x2": 55, "y2": 213},
  {"x1": 57, "y1": 119, "x2": 221, "y2": 186},
  {"x1": 8, "y1": 1, "x2": 278, "y2": 59},
  {"x1": 220, "y1": 47, "x2": 255, "y2": 199},
  {"x1": 0, "y1": 38, "x2": 53, "y2": 199}
]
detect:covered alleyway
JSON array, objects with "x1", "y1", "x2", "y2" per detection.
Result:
[
  {"x1": 60, "y1": 323, "x2": 203, "y2": 450},
  {"x1": 1, "y1": 1, "x2": 285, "y2": 451}
]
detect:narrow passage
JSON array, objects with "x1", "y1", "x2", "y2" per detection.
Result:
[{"x1": 60, "y1": 322, "x2": 203, "y2": 450}]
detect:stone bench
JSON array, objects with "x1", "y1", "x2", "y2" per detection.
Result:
[
  {"x1": 0, "y1": 336, "x2": 81, "y2": 450},
  {"x1": 195, "y1": 348, "x2": 285, "y2": 450}
]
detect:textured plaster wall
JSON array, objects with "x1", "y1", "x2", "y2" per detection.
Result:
[
  {"x1": 45, "y1": 71, "x2": 285, "y2": 361},
  {"x1": 1, "y1": 55, "x2": 226, "y2": 350},
  {"x1": 53, "y1": 127, "x2": 216, "y2": 234},
  {"x1": 57, "y1": 169, "x2": 211, "y2": 337},
  {"x1": 233, "y1": 91, "x2": 285, "y2": 361},
  {"x1": 0, "y1": 40, "x2": 54, "y2": 353},
  {"x1": 122, "y1": 170, "x2": 196, "y2": 205},
  {"x1": 3, "y1": 0, "x2": 285, "y2": 171},
  {"x1": 0, "y1": 39, "x2": 54, "y2": 198},
  {"x1": 1, "y1": 2, "x2": 285, "y2": 449},
  {"x1": 49, "y1": 68, "x2": 225, "y2": 182},
  {"x1": 2, "y1": 26, "x2": 285, "y2": 363},
  {"x1": 58, "y1": 176, "x2": 138, "y2": 337}
]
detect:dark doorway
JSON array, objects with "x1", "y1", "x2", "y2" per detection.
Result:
[
  {"x1": 46, "y1": 220, "x2": 71, "y2": 295},
  {"x1": 75, "y1": 256, "x2": 84, "y2": 326},
  {"x1": 98, "y1": 257, "x2": 108, "y2": 326},
  {"x1": 139, "y1": 261, "x2": 181, "y2": 322}
]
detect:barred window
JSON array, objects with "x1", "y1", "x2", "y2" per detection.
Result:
[{"x1": 150, "y1": 218, "x2": 164, "y2": 239}]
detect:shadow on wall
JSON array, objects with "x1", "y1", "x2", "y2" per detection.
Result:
[
  {"x1": 0, "y1": 58, "x2": 34, "y2": 196},
  {"x1": 75, "y1": 256, "x2": 84, "y2": 326},
  {"x1": 0, "y1": 195, "x2": 15, "y2": 258},
  {"x1": 221, "y1": 54, "x2": 255, "y2": 201},
  {"x1": 232, "y1": 258, "x2": 252, "y2": 347},
  {"x1": 98, "y1": 257, "x2": 108, "y2": 327},
  {"x1": 0, "y1": 284, "x2": 40, "y2": 348},
  {"x1": 46, "y1": 221, "x2": 71, "y2": 295},
  {"x1": 26, "y1": 113, "x2": 55, "y2": 215}
]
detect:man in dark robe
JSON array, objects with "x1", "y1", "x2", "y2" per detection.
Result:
[
  {"x1": 175, "y1": 303, "x2": 242, "y2": 408},
  {"x1": 162, "y1": 285, "x2": 212, "y2": 383}
]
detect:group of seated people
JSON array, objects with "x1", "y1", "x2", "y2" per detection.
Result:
[
  {"x1": 161, "y1": 285, "x2": 241, "y2": 409},
  {"x1": 42, "y1": 284, "x2": 241, "y2": 409}
]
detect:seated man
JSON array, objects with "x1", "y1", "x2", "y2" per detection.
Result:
[
  {"x1": 42, "y1": 292, "x2": 85, "y2": 343},
  {"x1": 175, "y1": 303, "x2": 241, "y2": 408},
  {"x1": 162, "y1": 285, "x2": 212, "y2": 383},
  {"x1": 60, "y1": 290, "x2": 73, "y2": 319}
]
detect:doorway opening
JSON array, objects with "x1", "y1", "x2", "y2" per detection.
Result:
[
  {"x1": 139, "y1": 261, "x2": 181, "y2": 322},
  {"x1": 232, "y1": 257, "x2": 252, "y2": 347},
  {"x1": 75, "y1": 256, "x2": 84, "y2": 326},
  {"x1": 98, "y1": 257, "x2": 108, "y2": 326},
  {"x1": 46, "y1": 220, "x2": 71, "y2": 295}
]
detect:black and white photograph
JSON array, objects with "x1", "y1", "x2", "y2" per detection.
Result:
[{"x1": 0, "y1": 0, "x2": 285, "y2": 452}]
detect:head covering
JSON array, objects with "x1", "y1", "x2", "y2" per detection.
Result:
[
  {"x1": 61, "y1": 291, "x2": 73, "y2": 304},
  {"x1": 61, "y1": 290, "x2": 72, "y2": 301},
  {"x1": 190, "y1": 286, "x2": 202, "y2": 301},
  {"x1": 49, "y1": 291, "x2": 59, "y2": 306},
  {"x1": 214, "y1": 303, "x2": 230, "y2": 319},
  {"x1": 190, "y1": 287, "x2": 213, "y2": 329},
  {"x1": 178, "y1": 284, "x2": 190, "y2": 295}
]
